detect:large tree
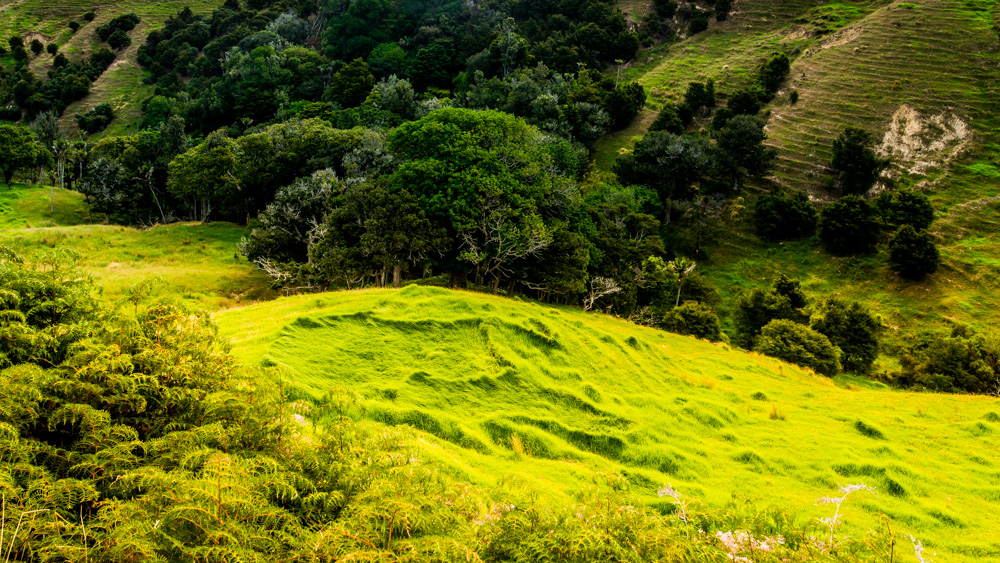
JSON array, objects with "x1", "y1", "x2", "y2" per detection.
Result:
[
  {"x1": 612, "y1": 131, "x2": 714, "y2": 223},
  {"x1": 387, "y1": 108, "x2": 571, "y2": 289}
]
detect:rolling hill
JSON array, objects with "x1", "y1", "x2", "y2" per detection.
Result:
[{"x1": 216, "y1": 285, "x2": 1000, "y2": 561}]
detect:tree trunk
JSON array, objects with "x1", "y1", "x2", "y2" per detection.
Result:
[
  {"x1": 393, "y1": 265, "x2": 402, "y2": 288},
  {"x1": 491, "y1": 277, "x2": 501, "y2": 294},
  {"x1": 449, "y1": 270, "x2": 467, "y2": 289}
]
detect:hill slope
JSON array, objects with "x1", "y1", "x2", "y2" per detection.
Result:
[
  {"x1": 216, "y1": 286, "x2": 1000, "y2": 561},
  {"x1": 0, "y1": 183, "x2": 272, "y2": 308}
]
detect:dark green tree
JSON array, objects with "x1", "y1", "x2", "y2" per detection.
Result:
[
  {"x1": 752, "y1": 189, "x2": 817, "y2": 241},
  {"x1": 831, "y1": 126, "x2": 888, "y2": 195},
  {"x1": 30, "y1": 39, "x2": 43, "y2": 56},
  {"x1": 613, "y1": 131, "x2": 714, "y2": 223},
  {"x1": 757, "y1": 53, "x2": 790, "y2": 95},
  {"x1": 817, "y1": 195, "x2": 881, "y2": 255},
  {"x1": 649, "y1": 105, "x2": 684, "y2": 134},
  {"x1": 325, "y1": 58, "x2": 375, "y2": 108},
  {"x1": 388, "y1": 108, "x2": 569, "y2": 289},
  {"x1": 732, "y1": 274, "x2": 808, "y2": 348},
  {"x1": 888, "y1": 224, "x2": 939, "y2": 279},
  {"x1": 713, "y1": 114, "x2": 777, "y2": 186},
  {"x1": 809, "y1": 297, "x2": 881, "y2": 373},
  {"x1": 881, "y1": 188, "x2": 934, "y2": 231},
  {"x1": 0, "y1": 124, "x2": 45, "y2": 188},
  {"x1": 108, "y1": 29, "x2": 132, "y2": 50},
  {"x1": 726, "y1": 89, "x2": 760, "y2": 116}
]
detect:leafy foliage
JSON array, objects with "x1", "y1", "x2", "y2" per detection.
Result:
[
  {"x1": 755, "y1": 319, "x2": 842, "y2": 376},
  {"x1": 732, "y1": 274, "x2": 808, "y2": 348},
  {"x1": 888, "y1": 224, "x2": 939, "y2": 279},
  {"x1": 809, "y1": 298, "x2": 882, "y2": 374},
  {"x1": 831, "y1": 127, "x2": 888, "y2": 195},
  {"x1": 662, "y1": 301, "x2": 724, "y2": 341},
  {"x1": 752, "y1": 189, "x2": 817, "y2": 241},
  {"x1": 899, "y1": 327, "x2": 1000, "y2": 393},
  {"x1": 818, "y1": 195, "x2": 881, "y2": 255}
]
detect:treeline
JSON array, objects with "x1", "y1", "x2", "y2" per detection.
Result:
[{"x1": 0, "y1": 247, "x2": 903, "y2": 561}]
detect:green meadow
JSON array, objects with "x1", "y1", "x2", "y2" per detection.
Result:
[
  {"x1": 216, "y1": 285, "x2": 1000, "y2": 561},
  {"x1": 0, "y1": 183, "x2": 272, "y2": 308}
]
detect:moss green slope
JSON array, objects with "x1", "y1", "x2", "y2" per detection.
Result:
[{"x1": 216, "y1": 285, "x2": 1000, "y2": 561}]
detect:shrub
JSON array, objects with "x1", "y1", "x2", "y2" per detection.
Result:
[
  {"x1": 726, "y1": 89, "x2": 760, "y2": 116},
  {"x1": 108, "y1": 29, "x2": 132, "y2": 50},
  {"x1": 68, "y1": 21, "x2": 80, "y2": 32},
  {"x1": 817, "y1": 195, "x2": 881, "y2": 255},
  {"x1": 754, "y1": 319, "x2": 842, "y2": 376},
  {"x1": 53, "y1": 53, "x2": 68, "y2": 68},
  {"x1": 831, "y1": 126, "x2": 888, "y2": 195},
  {"x1": 688, "y1": 11, "x2": 709, "y2": 34},
  {"x1": 75, "y1": 103, "x2": 115, "y2": 133},
  {"x1": 789, "y1": 90, "x2": 799, "y2": 104},
  {"x1": 662, "y1": 301, "x2": 723, "y2": 341},
  {"x1": 888, "y1": 224, "x2": 939, "y2": 279},
  {"x1": 83, "y1": 11, "x2": 96, "y2": 22},
  {"x1": 732, "y1": 275, "x2": 808, "y2": 349},
  {"x1": 757, "y1": 53, "x2": 790, "y2": 95},
  {"x1": 46, "y1": 43, "x2": 58, "y2": 55},
  {"x1": 97, "y1": 13, "x2": 140, "y2": 42},
  {"x1": 715, "y1": 0, "x2": 732, "y2": 20},
  {"x1": 881, "y1": 188, "x2": 934, "y2": 230},
  {"x1": 654, "y1": 0, "x2": 678, "y2": 17},
  {"x1": 809, "y1": 297, "x2": 881, "y2": 374},
  {"x1": 650, "y1": 105, "x2": 684, "y2": 134},
  {"x1": 899, "y1": 327, "x2": 999, "y2": 393},
  {"x1": 752, "y1": 189, "x2": 817, "y2": 241},
  {"x1": 30, "y1": 39, "x2": 43, "y2": 56}
]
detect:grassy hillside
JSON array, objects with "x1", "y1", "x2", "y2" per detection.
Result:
[
  {"x1": 0, "y1": 0, "x2": 224, "y2": 135},
  {"x1": 216, "y1": 285, "x2": 1000, "y2": 561},
  {"x1": 0, "y1": 183, "x2": 273, "y2": 308}
]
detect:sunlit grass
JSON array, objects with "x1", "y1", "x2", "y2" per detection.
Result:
[
  {"x1": 0, "y1": 183, "x2": 274, "y2": 309},
  {"x1": 217, "y1": 286, "x2": 1000, "y2": 561}
]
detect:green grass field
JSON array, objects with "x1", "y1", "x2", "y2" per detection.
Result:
[
  {"x1": 216, "y1": 285, "x2": 1000, "y2": 561},
  {"x1": 0, "y1": 183, "x2": 274, "y2": 308}
]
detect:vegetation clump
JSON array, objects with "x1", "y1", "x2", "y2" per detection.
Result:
[
  {"x1": 752, "y1": 189, "x2": 817, "y2": 241},
  {"x1": 888, "y1": 224, "x2": 939, "y2": 279},
  {"x1": 831, "y1": 126, "x2": 889, "y2": 195},
  {"x1": 662, "y1": 301, "x2": 724, "y2": 341},
  {"x1": 817, "y1": 195, "x2": 881, "y2": 255},
  {"x1": 754, "y1": 319, "x2": 842, "y2": 376}
]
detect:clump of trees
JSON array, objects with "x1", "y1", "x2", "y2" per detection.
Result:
[
  {"x1": 734, "y1": 274, "x2": 882, "y2": 375},
  {"x1": 75, "y1": 102, "x2": 114, "y2": 133},
  {"x1": 752, "y1": 189, "x2": 817, "y2": 241},
  {"x1": 898, "y1": 326, "x2": 1000, "y2": 393}
]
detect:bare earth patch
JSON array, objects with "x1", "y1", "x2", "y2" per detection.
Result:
[{"x1": 879, "y1": 104, "x2": 970, "y2": 176}]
